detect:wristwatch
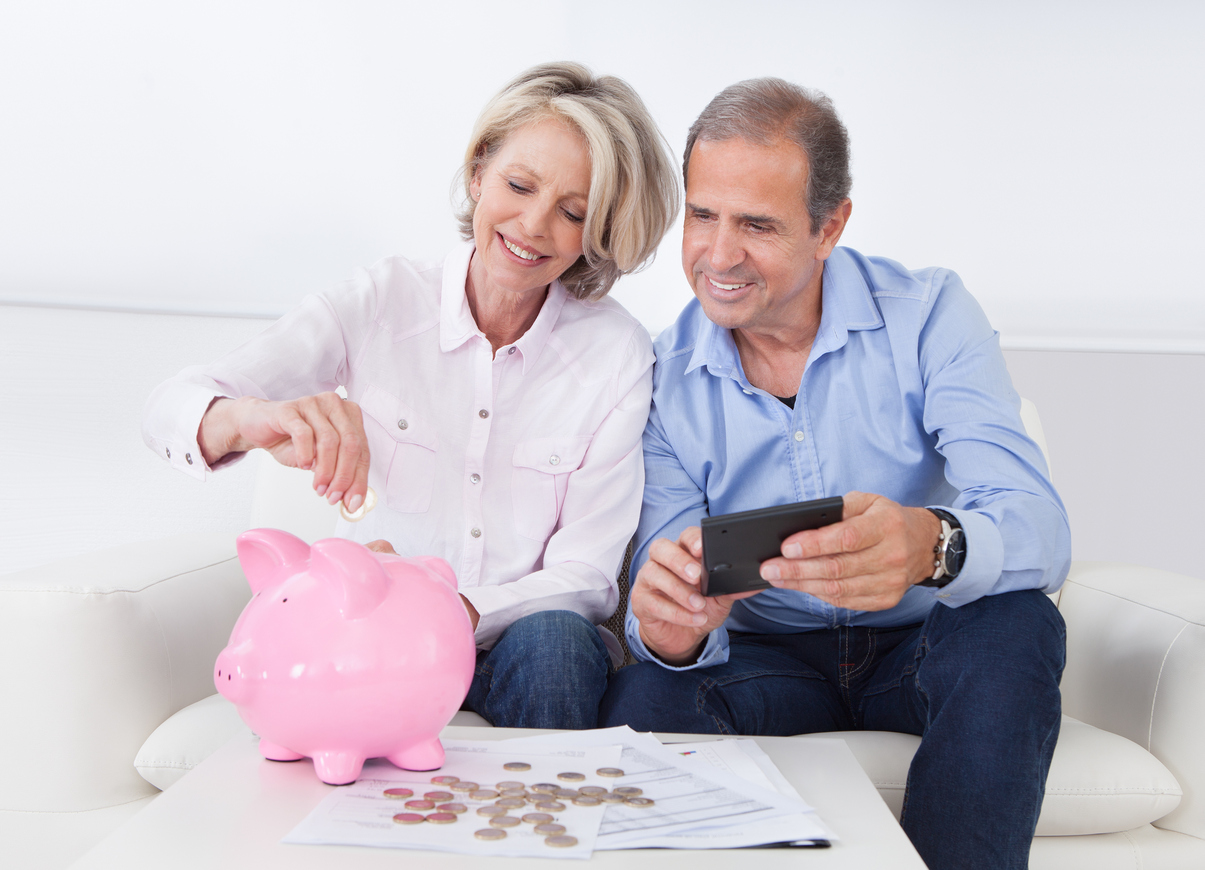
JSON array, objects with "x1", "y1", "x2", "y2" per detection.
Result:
[{"x1": 919, "y1": 508, "x2": 965, "y2": 588}]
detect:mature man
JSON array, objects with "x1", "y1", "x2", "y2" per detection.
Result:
[{"x1": 599, "y1": 79, "x2": 1070, "y2": 870}]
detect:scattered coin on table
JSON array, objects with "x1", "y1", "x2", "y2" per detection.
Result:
[
  {"x1": 600, "y1": 793, "x2": 626, "y2": 803},
  {"x1": 534, "y1": 800, "x2": 566, "y2": 812},
  {"x1": 475, "y1": 828, "x2": 507, "y2": 841},
  {"x1": 530, "y1": 782, "x2": 558, "y2": 793},
  {"x1": 426, "y1": 812, "x2": 458, "y2": 824},
  {"x1": 500, "y1": 788, "x2": 526, "y2": 797},
  {"x1": 404, "y1": 799, "x2": 436, "y2": 810},
  {"x1": 614, "y1": 786, "x2": 643, "y2": 797},
  {"x1": 436, "y1": 802, "x2": 467, "y2": 814},
  {"x1": 449, "y1": 781, "x2": 479, "y2": 792},
  {"x1": 495, "y1": 797, "x2": 526, "y2": 809},
  {"x1": 596, "y1": 767, "x2": 625, "y2": 777},
  {"x1": 573, "y1": 796, "x2": 601, "y2": 807},
  {"x1": 503, "y1": 762, "x2": 531, "y2": 771},
  {"x1": 624, "y1": 797, "x2": 656, "y2": 807},
  {"x1": 496, "y1": 780, "x2": 526, "y2": 789},
  {"x1": 553, "y1": 788, "x2": 579, "y2": 798},
  {"x1": 578, "y1": 786, "x2": 607, "y2": 797},
  {"x1": 470, "y1": 789, "x2": 500, "y2": 800},
  {"x1": 423, "y1": 791, "x2": 454, "y2": 801},
  {"x1": 431, "y1": 775, "x2": 459, "y2": 785},
  {"x1": 476, "y1": 806, "x2": 506, "y2": 818},
  {"x1": 383, "y1": 787, "x2": 414, "y2": 799},
  {"x1": 392, "y1": 813, "x2": 425, "y2": 825},
  {"x1": 557, "y1": 772, "x2": 586, "y2": 782},
  {"x1": 545, "y1": 835, "x2": 579, "y2": 848},
  {"x1": 489, "y1": 815, "x2": 521, "y2": 828},
  {"x1": 522, "y1": 812, "x2": 555, "y2": 824},
  {"x1": 533, "y1": 823, "x2": 567, "y2": 836}
]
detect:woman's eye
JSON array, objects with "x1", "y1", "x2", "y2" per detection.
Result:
[
  {"x1": 508, "y1": 181, "x2": 530, "y2": 194},
  {"x1": 563, "y1": 209, "x2": 585, "y2": 224}
]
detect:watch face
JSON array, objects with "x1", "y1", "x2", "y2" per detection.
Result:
[{"x1": 945, "y1": 529, "x2": 967, "y2": 577}]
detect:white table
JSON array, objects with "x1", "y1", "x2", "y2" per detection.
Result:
[{"x1": 71, "y1": 727, "x2": 925, "y2": 869}]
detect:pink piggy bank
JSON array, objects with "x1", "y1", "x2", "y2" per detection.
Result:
[{"x1": 214, "y1": 529, "x2": 476, "y2": 785}]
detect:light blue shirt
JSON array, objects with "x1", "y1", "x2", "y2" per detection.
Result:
[{"x1": 626, "y1": 247, "x2": 1071, "y2": 670}]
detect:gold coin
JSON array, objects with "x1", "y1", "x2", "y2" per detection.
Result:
[
  {"x1": 436, "y1": 802, "x2": 467, "y2": 814},
  {"x1": 553, "y1": 788, "x2": 579, "y2": 799},
  {"x1": 573, "y1": 796, "x2": 602, "y2": 807},
  {"x1": 426, "y1": 812, "x2": 458, "y2": 824},
  {"x1": 596, "y1": 767, "x2": 625, "y2": 777},
  {"x1": 499, "y1": 788, "x2": 526, "y2": 797},
  {"x1": 383, "y1": 787, "x2": 414, "y2": 799},
  {"x1": 614, "y1": 786, "x2": 643, "y2": 797},
  {"x1": 424, "y1": 791, "x2": 454, "y2": 801},
  {"x1": 495, "y1": 797, "x2": 526, "y2": 809},
  {"x1": 449, "y1": 781, "x2": 479, "y2": 793},
  {"x1": 430, "y1": 775, "x2": 459, "y2": 785},
  {"x1": 533, "y1": 823, "x2": 566, "y2": 836},
  {"x1": 556, "y1": 771, "x2": 586, "y2": 782},
  {"x1": 534, "y1": 800, "x2": 566, "y2": 812},
  {"x1": 476, "y1": 806, "x2": 506, "y2": 817},
  {"x1": 470, "y1": 789, "x2": 500, "y2": 800},
  {"x1": 474, "y1": 828, "x2": 507, "y2": 841},
  {"x1": 545, "y1": 835, "x2": 579, "y2": 848},
  {"x1": 503, "y1": 761, "x2": 531, "y2": 771},
  {"x1": 404, "y1": 799, "x2": 435, "y2": 810},
  {"x1": 496, "y1": 780, "x2": 526, "y2": 789},
  {"x1": 392, "y1": 813, "x2": 425, "y2": 825},
  {"x1": 522, "y1": 812, "x2": 554, "y2": 824},
  {"x1": 340, "y1": 486, "x2": 378, "y2": 522},
  {"x1": 530, "y1": 782, "x2": 558, "y2": 793},
  {"x1": 578, "y1": 786, "x2": 607, "y2": 796},
  {"x1": 489, "y1": 815, "x2": 521, "y2": 828},
  {"x1": 600, "y1": 793, "x2": 626, "y2": 803},
  {"x1": 624, "y1": 797, "x2": 655, "y2": 807}
]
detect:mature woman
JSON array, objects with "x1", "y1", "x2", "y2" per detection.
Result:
[{"x1": 142, "y1": 63, "x2": 679, "y2": 729}]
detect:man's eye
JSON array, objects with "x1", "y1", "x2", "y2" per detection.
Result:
[{"x1": 748, "y1": 222, "x2": 770, "y2": 233}]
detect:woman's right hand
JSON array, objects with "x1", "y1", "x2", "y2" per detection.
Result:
[{"x1": 198, "y1": 393, "x2": 371, "y2": 511}]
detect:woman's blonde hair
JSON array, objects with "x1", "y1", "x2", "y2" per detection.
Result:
[{"x1": 457, "y1": 62, "x2": 680, "y2": 300}]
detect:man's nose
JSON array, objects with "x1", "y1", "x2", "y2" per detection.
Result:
[{"x1": 707, "y1": 223, "x2": 744, "y2": 273}]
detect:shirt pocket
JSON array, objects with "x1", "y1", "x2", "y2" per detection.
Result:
[
  {"x1": 358, "y1": 384, "x2": 439, "y2": 514},
  {"x1": 511, "y1": 436, "x2": 592, "y2": 542}
]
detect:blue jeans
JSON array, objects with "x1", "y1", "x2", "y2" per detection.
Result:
[
  {"x1": 599, "y1": 589, "x2": 1065, "y2": 870},
  {"x1": 464, "y1": 610, "x2": 611, "y2": 729}
]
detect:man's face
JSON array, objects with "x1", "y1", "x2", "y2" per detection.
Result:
[{"x1": 682, "y1": 136, "x2": 842, "y2": 336}]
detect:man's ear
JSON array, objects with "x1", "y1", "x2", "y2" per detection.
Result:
[{"x1": 816, "y1": 199, "x2": 853, "y2": 260}]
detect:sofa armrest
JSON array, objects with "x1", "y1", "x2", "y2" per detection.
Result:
[
  {"x1": 0, "y1": 534, "x2": 248, "y2": 814},
  {"x1": 1057, "y1": 560, "x2": 1205, "y2": 839}
]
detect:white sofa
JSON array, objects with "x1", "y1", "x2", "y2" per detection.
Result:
[{"x1": 3, "y1": 403, "x2": 1203, "y2": 869}]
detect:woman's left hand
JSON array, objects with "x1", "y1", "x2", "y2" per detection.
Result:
[{"x1": 366, "y1": 540, "x2": 481, "y2": 632}]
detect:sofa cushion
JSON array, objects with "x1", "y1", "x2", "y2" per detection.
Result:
[
  {"x1": 837, "y1": 715, "x2": 1182, "y2": 836},
  {"x1": 135, "y1": 695, "x2": 492, "y2": 789}
]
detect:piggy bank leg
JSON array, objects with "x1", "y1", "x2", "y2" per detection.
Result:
[
  {"x1": 312, "y1": 750, "x2": 366, "y2": 785},
  {"x1": 387, "y1": 738, "x2": 445, "y2": 772},
  {"x1": 259, "y1": 738, "x2": 305, "y2": 762}
]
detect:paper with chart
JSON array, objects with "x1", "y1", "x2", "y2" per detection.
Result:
[
  {"x1": 499, "y1": 726, "x2": 834, "y2": 849},
  {"x1": 283, "y1": 740, "x2": 621, "y2": 860}
]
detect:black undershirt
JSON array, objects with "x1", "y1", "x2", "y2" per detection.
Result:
[{"x1": 776, "y1": 394, "x2": 797, "y2": 409}]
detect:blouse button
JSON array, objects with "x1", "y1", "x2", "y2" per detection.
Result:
[
  {"x1": 470, "y1": 528, "x2": 482, "y2": 538},
  {"x1": 479, "y1": 409, "x2": 489, "y2": 419},
  {"x1": 508, "y1": 347, "x2": 516, "y2": 355},
  {"x1": 185, "y1": 453, "x2": 194, "y2": 465},
  {"x1": 549, "y1": 455, "x2": 561, "y2": 466},
  {"x1": 397, "y1": 419, "x2": 408, "y2": 430},
  {"x1": 165, "y1": 448, "x2": 171, "y2": 459},
  {"x1": 470, "y1": 473, "x2": 481, "y2": 484},
  {"x1": 794, "y1": 431, "x2": 805, "y2": 442}
]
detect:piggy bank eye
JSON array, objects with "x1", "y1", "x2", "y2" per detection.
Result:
[{"x1": 282, "y1": 598, "x2": 288, "y2": 603}]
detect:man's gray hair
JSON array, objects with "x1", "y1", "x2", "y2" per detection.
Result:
[{"x1": 683, "y1": 78, "x2": 851, "y2": 235}]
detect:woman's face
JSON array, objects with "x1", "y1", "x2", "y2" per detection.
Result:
[{"x1": 469, "y1": 118, "x2": 592, "y2": 299}]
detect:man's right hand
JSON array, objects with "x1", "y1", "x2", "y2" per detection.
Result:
[
  {"x1": 198, "y1": 393, "x2": 371, "y2": 512},
  {"x1": 630, "y1": 526, "x2": 760, "y2": 666}
]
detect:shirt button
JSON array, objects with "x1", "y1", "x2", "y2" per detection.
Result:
[
  {"x1": 479, "y1": 409, "x2": 489, "y2": 419},
  {"x1": 794, "y1": 431, "x2": 805, "y2": 442},
  {"x1": 742, "y1": 390, "x2": 752, "y2": 395},
  {"x1": 470, "y1": 528, "x2": 482, "y2": 538},
  {"x1": 165, "y1": 448, "x2": 171, "y2": 459},
  {"x1": 470, "y1": 473, "x2": 480, "y2": 484},
  {"x1": 397, "y1": 419, "x2": 408, "y2": 430},
  {"x1": 508, "y1": 347, "x2": 516, "y2": 355},
  {"x1": 185, "y1": 453, "x2": 194, "y2": 465},
  {"x1": 549, "y1": 455, "x2": 560, "y2": 466}
]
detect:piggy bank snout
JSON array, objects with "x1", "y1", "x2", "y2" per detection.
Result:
[{"x1": 214, "y1": 651, "x2": 251, "y2": 703}]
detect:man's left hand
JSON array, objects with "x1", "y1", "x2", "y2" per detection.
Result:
[{"x1": 758, "y1": 491, "x2": 942, "y2": 611}]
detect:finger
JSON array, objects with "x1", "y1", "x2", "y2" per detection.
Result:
[
  {"x1": 780, "y1": 499, "x2": 889, "y2": 559},
  {"x1": 632, "y1": 561, "x2": 709, "y2": 627},
  {"x1": 780, "y1": 572, "x2": 911, "y2": 612},
  {"x1": 648, "y1": 533, "x2": 704, "y2": 587},
  {"x1": 293, "y1": 397, "x2": 343, "y2": 501},
  {"x1": 761, "y1": 547, "x2": 883, "y2": 584},
  {"x1": 318, "y1": 396, "x2": 367, "y2": 508},
  {"x1": 271, "y1": 404, "x2": 318, "y2": 473},
  {"x1": 678, "y1": 526, "x2": 703, "y2": 559},
  {"x1": 364, "y1": 539, "x2": 397, "y2": 555},
  {"x1": 341, "y1": 403, "x2": 372, "y2": 512}
]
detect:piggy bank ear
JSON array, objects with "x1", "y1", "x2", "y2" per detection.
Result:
[
  {"x1": 309, "y1": 538, "x2": 390, "y2": 620},
  {"x1": 236, "y1": 529, "x2": 311, "y2": 594},
  {"x1": 417, "y1": 556, "x2": 458, "y2": 591}
]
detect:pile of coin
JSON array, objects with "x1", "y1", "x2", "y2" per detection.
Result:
[{"x1": 384, "y1": 762, "x2": 653, "y2": 847}]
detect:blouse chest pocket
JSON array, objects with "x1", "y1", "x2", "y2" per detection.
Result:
[
  {"x1": 358, "y1": 384, "x2": 438, "y2": 514},
  {"x1": 511, "y1": 436, "x2": 591, "y2": 542}
]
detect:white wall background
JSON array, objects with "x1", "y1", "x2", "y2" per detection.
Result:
[{"x1": 2, "y1": 1, "x2": 1202, "y2": 578}]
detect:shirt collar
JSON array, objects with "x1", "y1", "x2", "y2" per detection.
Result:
[
  {"x1": 683, "y1": 247, "x2": 884, "y2": 380},
  {"x1": 439, "y1": 241, "x2": 568, "y2": 372}
]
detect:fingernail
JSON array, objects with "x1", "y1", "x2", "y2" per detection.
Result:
[
  {"x1": 346, "y1": 493, "x2": 363, "y2": 512},
  {"x1": 685, "y1": 563, "x2": 701, "y2": 580},
  {"x1": 689, "y1": 594, "x2": 705, "y2": 610},
  {"x1": 327, "y1": 490, "x2": 343, "y2": 505},
  {"x1": 761, "y1": 564, "x2": 781, "y2": 581},
  {"x1": 692, "y1": 613, "x2": 707, "y2": 625},
  {"x1": 316, "y1": 484, "x2": 327, "y2": 496},
  {"x1": 783, "y1": 543, "x2": 802, "y2": 559}
]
